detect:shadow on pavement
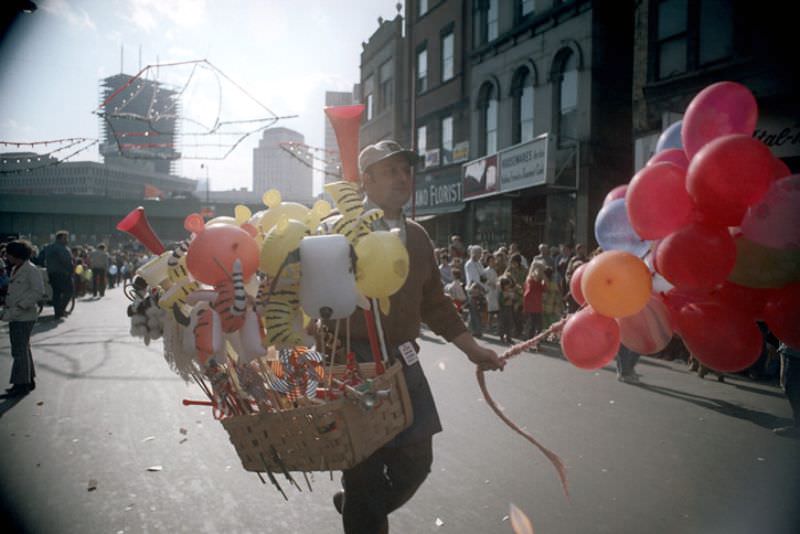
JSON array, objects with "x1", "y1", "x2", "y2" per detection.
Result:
[
  {"x1": 0, "y1": 392, "x2": 29, "y2": 418},
  {"x1": 635, "y1": 382, "x2": 792, "y2": 430}
]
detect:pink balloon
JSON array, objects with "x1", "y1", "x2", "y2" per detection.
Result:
[
  {"x1": 655, "y1": 223, "x2": 737, "y2": 290},
  {"x1": 647, "y1": 148, "x2": 689, "y2": 170},
  {"x1": 560, "y1": 307, "x2": 620, "y2": 370},
  {"x1": 773, "y1": 157, "x2": 791, "y2": 180},
  {"x1": 681, "y1": 81, "x2": 759, "y2": 160},
  {"x1": 569, "y1": 262, "x2": 588, "y2": 306},
  {"x1": 603, "y1": 184, "x2": 628, "y2": 206},
  {"x1": 686, "y1": 134, "x2": 775, "y2": 227},
  {"x1": 626, "y1": 162, "x2": 694, "y2": 240},
  {"x1": 740, "y1": 174, "x2": 800, "y2": 250},
  {"x1": 617, "y1": 296, "x2": 673, "y2": 355}
]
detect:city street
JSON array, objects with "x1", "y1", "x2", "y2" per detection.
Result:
[{"x1": 1, "y1": 288, "x2": 798, "y2": 534}]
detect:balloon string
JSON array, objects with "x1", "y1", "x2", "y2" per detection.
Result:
[{"x1": 477, "y1": 317, "x2": 571, "y2": 500}]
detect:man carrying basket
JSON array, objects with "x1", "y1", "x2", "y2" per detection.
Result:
[{"x1": 328, "y1": 140, "x2": 505, "y2": 533}]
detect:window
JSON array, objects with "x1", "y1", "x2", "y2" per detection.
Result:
[
  {"x1": 417, "y1": 125, "x2": 427, "y2": 157},
  {"x1": 521, "y1": 0, "x2": 535, "y2": 17},
  {"x1": 656, "y1": 0, "x2": 688, "y2": 79},
  {"x1": 417, "y1": 47, "x2": 428, "y2": 93},
  {"x1": 363, "y1": 74, "x2": 374, "y2": 121},
  {"x1": 488, "y1": 0, "x2": 498, "y2": 40},
  {"x1": 555, "y1": 50, "x2": 578, "y2": 142},
  {"x1": 699, "y1": 0, "x2": 733, "y2": 65},
  {"x1": 378, "y1": 59, "x2": 393, "y2": 110},
  {"x1": 441, "y1": 31, "x2": 454, "y2": 82},
  {"x1": 473, "y1": 0, "x2": 498, "y2": 47},
  {"x1": 419, "y1": 0, "x2": 429, "y2": 17},
  {"x1": 654, "y1": 0, "x2": 734, "y2": 81},
  {"x1": 477, "y1": 82, "x2": 498, "y2": 156},
  {"x1": 441, "y1": 115, "x2": 453, "y2": 162},
  {"x1": 511, "y1": 68, "x2": 534, "y2": 144}
]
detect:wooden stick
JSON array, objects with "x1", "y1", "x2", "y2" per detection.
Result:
[{"x1": 325, "y1": 319, "x2": 341, "y2": 390}]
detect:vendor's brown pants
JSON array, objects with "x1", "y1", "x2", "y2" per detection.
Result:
[{"x1": 341, "y1": 437, "x2": 433, "y2": 534}]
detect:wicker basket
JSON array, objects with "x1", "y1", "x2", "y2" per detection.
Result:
[{"x1": 221, "y1": 361, "x2": 413, "y2": 472}]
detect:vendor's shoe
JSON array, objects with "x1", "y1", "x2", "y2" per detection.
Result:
[{"x1": 333, "y1": 490, "x2": 344, "y2": 514}]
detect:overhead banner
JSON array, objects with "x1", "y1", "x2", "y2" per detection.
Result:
[
  {"x1": 462, "y1": 153, "x2": 498, "y2": 200},
  {"x1": 498, "y1": 133, "x2": 554, "y2": 193}
]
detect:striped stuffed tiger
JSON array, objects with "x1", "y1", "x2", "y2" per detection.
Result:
[{"x1": 210, "y1": 258, "x2": 248, "y2": 333}]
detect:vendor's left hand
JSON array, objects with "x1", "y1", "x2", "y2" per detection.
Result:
[{"x1": 467, "y1": 345, "x2": 505, "y2": 371}]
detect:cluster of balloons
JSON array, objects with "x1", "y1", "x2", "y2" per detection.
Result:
[
  {"x1": 135, "y1": 186, "x2": 411, "y2": 372},
  {"x1": 563, "y1": 81, "x2": 799, "y2": 372}
]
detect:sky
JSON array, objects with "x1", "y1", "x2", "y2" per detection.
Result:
[{"x1": 0, "y1": 0, "x2": 403, "y2": 195}]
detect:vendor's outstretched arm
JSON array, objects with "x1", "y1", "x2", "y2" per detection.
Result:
[{"x1": 452, "y1": 332, "x2": 506, "y2": 371}]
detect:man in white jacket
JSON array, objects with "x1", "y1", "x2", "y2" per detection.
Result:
[{"x1": 1, "y1": 240, "x2": 45, "y2": 397}]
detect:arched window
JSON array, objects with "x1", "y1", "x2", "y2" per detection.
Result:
[
  {"x1": 477, "y1": 82, "x2": 498, "y2": 156},
  {"x1": 554, "y1": 49, "x2": 578, "y2": 142},
  {"x1": 511, "y1": 67, "x2": 535, "y2": 145}
]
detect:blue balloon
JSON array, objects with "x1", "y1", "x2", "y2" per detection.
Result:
[
  {"x1": 594, "y1": 198, "x2": 650, "y2": 257},
  {"x1": 655, "y1": 120, "x2": 683, "y2": 154}
]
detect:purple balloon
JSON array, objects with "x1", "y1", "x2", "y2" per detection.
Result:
[
  {"x1": 594, "y1": 198, "x2": 651, "y2": 257},
  {"x1": 655, "y1": 120, "x2": 683, "y2": 154}
]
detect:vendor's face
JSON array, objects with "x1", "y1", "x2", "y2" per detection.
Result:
[{"x1": 362, "y1": 154, "x2": 412, "y2": 215}]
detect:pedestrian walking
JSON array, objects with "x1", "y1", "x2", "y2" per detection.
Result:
[
  {"x1": 324, "y1": 140, "x2": 504, "y2": 534},
  {"x1": 774, "y1": 342, "x2": 800, "y2": 438},
  {"x1": 88, "y1": 244, "x2": 110, "y2": 297},
  {"x1": 1, "y1": 240, "x2": 44, "y2": 397},
  {"x1": 40, "y1": 230, "x2": 73, "y2": 319}
]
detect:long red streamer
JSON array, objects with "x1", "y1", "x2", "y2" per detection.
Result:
[{"x1": 477, "y1": 317, "x2": 570, "y2": 499}]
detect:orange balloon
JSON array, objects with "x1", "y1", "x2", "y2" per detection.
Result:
[
  {"x1": 581, "y1": 251, "x2": 652, "y2": 318},
  {"x1": 186, "y1": 225, "x2": 259, "y2": 286}
]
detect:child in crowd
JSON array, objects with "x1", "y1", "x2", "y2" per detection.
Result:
[
  {"x1": 445, "y1": 268, "x2": 467, "y2": 317},
  {"x1": 541, "y1": 266, "x2": 563, "y2": 330},
  {"x1": 498, "y1": 275, "x2": 516, "y2": 344}
]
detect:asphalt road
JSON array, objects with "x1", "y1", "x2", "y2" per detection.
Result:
[{"x1": 1, "y1": 287, "x2": 798, "y2": 533}]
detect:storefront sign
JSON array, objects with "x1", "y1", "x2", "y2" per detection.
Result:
[
  {"x1": 425, "y1": 148, "x2": 440, "y2": 168},
  {"x1": 462, "y1": 154, "x2": 498, "y2": 200},
  {"x1": 753, "y1": 116, "x2": 800, "y2": 159},
  {"x1": 452, "y1": 141, "x2": 469, "y2": 163},
  {"x1": 412, "y1": 171, "x2": 464, "y2": 215},
  {"x1": 498, "y1": 134, "x2": 553, "y2": 192}
]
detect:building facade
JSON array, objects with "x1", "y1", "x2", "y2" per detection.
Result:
[
  {"x1": 359, "y1": 12, "x2": 410, "y2": 148},
  {"x1": 252, "y1": 127, "x2": 313, "y2": 204},
  {"x1": 406, "y1": 0, "x2": 472, "y2": 245},
  {"x1": 632, "y1": 0, "x2": 800, "y2": 173},
  {"x1": 459, "y1": 0, "x2": 633, "y2": 256}
]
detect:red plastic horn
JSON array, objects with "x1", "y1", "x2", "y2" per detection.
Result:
[
  {"x1": 324, "y1": 104, "x2": 365, "y2": 182},
  {"x1": 116, "y1": 207, "x2": 165, "y2": 254}
]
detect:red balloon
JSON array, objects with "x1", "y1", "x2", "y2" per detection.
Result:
[
  {"x1": 659, "y1": 287, "x2": 713, "y2": 332},
  {"x1": 560, "y1": 307, "x2": 620, "y2": 370},
  {"x1": 773, "y1": 157, "x2": 791, "y2": 180},
  {"x1": 681, "y1": 81, "x2": 758, "y2": 160},
  {"x1": 677, "y1": 302, "x2": 763, "y2": 372},
  {"x1": 626, "y1": 162, "x2": 694, "y2": 240},
  {"x1": 186, "y1": 225, "x2": 260, "y2": 286},
  {"x1": 710, "y1": 281, "x2": 773, "y2": 320},
  {"x1": 647, "y1": 148, "x2": 689, "y2": 170},
  {"x1": 686, "y1": 134, "x2": 775, "y2": 226},
  {"x1": 569, "y1": 262, "x2": 588, "y2": 306},
  {"x1": 763, "y1": 284, "x2": 800, "y2": 348},
  {"x1": 655, "y1": 223, "x2": 737, "y2": 290},
  {"x1": 603, "y1": 184, "x2": 628, "y2": 206}
]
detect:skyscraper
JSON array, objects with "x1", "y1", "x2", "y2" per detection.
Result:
[
  {"x1": 252, "y1": 127, "x2": 313, "y2": 203},
  {"x1": 98, "y1": 73, "x2": 180, "y2": 175}
]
